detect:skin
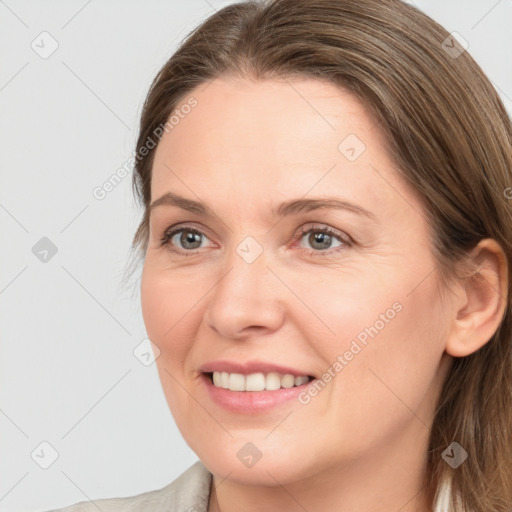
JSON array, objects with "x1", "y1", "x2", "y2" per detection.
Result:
[{"x1": 140, "y1": 76, "x2": 508, "y2": 512}]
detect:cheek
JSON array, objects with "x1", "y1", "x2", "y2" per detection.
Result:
[
  {"x1": 288, "y1": 264, "x2": 403, "y2": 348},
  {"x1": 141, "y1": 265, "x2": 203, "y2": 420},
  {"x1": 309, "y1": 267, "x2": 446, "y2": 421},
  {"x1": 140, "y1": 267, "x2": 168, "y2": 344},
  {"x1": 140, "y1": 264, "x2": 195, "y2": 363}
]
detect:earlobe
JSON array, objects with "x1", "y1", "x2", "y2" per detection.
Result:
[{"x1": 445, "y1": 238, "x2": 508, "y2": 358}]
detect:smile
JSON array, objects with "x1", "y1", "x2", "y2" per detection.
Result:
[
  {"x1": 209, "y1": 371, "x2": 313, "y2": 391},
  {"x1": 201, "y1": 371, "x2": 316, "y2": 414}
]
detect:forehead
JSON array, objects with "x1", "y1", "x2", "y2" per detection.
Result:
[
  {"x1": 154, "y1": 75, "x2": 378, "y2": 160},
  {"x1": 150, "y1": 76, "x2": 408, "y2": 215}
]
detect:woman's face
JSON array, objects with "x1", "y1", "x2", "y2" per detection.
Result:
[{"x1": 141, "y1": 76, "x2": 454, "y2": 486}]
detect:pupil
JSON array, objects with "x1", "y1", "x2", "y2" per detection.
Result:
[
  {"x1": 182, "y1": 231, "x2": 201, "y2": 249},
  {"x1": 310, "y1": 232, "x2": 330, "y2": 250}
]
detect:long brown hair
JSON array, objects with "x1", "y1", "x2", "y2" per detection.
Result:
[{"x1": 128, "y1": 1, "x2": 512, "y2": 510}]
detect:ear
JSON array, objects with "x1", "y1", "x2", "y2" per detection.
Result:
[{"x1": 445, "y1": 238, "x2": 508, "y2": 358}]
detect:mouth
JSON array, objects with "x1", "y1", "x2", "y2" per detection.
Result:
[
  {"x1": 204, "y1": 371, "x2": 316, "y2": 392},
  {"x1": 199, "y1": 370, "x2": 318, "y2": 414}
]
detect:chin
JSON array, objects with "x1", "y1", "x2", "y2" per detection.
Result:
[{"x1": 192, "y1": 439, "x2": 321, "y2": 487}]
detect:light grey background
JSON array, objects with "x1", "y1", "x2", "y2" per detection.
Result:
[{"x1": 1, "y1": 1, "x2": 511, "y2": 511}]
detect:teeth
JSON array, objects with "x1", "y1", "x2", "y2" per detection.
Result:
[{"x1": 211, "y1": 371, "x2": 311, "y2": 391}]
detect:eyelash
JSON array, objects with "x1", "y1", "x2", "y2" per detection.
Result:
[{"x1": 159, "y1": 223, "x2": 353, "y2": 257}]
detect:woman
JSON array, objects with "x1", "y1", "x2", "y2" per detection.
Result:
[{"x1": 48, "y1": 0, "x2": 512, "y2": 510}]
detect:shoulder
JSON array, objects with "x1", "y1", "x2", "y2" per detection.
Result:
[{"x1": 42, "y1": 460, "x2": 212, "y2": 512}]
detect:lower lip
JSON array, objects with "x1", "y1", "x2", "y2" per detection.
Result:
[{"x1": 200, "y1": 373, "x2": 314, "y2": 414}]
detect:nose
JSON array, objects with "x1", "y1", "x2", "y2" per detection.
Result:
[{"x1": 203, "y1": 242, "x2": 285, "y2": 340}]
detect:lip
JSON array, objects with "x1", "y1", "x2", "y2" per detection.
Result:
[
  {"x1": 199, "y1": 372, "x2": 315, "y2": 414},
  {"x1": 199, "y1": 360, "x2": 315, "y2": 378}
]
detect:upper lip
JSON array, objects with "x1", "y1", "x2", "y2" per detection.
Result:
[{"x1": 199, "y1": 360, "x2": 314, "y2": 377}]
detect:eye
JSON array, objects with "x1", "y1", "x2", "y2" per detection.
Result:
[
  {"x1": 160, "y1": 225, "x2": 213, "y2": 255},
  {"x1": 160, "y1": 223, "x2": 352, "y2": 256},
  {"x1": 295, "y1": 224, "x2": 352, "y2": 255}
]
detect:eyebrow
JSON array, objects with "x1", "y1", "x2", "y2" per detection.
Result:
[{"x1": 149, "y1": 191, "x2": 376, "y2": 220}]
